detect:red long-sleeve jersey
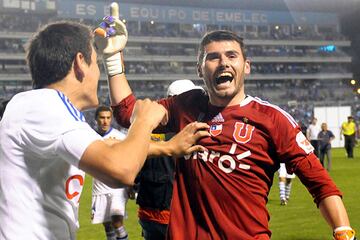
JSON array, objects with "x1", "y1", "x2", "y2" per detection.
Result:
[{"x1": 113, "y1": 90, "x2": 341, "y2": 240}]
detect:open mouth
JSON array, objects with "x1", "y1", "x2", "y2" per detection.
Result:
[{"x1": 215, "y1": 72, "x2": 234, "y2": 84}]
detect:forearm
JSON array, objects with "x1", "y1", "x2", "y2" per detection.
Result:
[
  {"x1": 108, "y1": 71, "x2": 132, "y2": 105},
  {"x1": 148, "y1": 140, "x2": 173, "y2": 158},
  {"x1": 319, "y1": 195, "x2": 350, "y2": 229}
]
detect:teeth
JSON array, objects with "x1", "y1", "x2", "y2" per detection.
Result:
[{"x1": 218, "y1": 72, "x2": 232, "y2": 77}]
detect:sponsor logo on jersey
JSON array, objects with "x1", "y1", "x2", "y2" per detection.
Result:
[
  {"x1": 211, "y1": 112, "x2": 224, "y2": 123},
  {"x1": 210, "y1": 124, "x2": 223, "y2": 136},
  {"x1": 186, "y1": 146, "x2": 252, "y2": 174},
  {"x1": 296, "y1": 131, "x2": 314, "y2": 154},
  {"x1": 65, "y1": 174, "x2": 84, "y2": 204}
]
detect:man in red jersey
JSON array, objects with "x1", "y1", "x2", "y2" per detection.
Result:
[{"x1": 94, "y1": 3, "x2": 356, "y2": 240}]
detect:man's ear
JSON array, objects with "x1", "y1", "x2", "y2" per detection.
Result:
[
  {"x1": 74, "y1": 52, "x2": 85, "y2": 81},
  {"x1": 244, "y1": 59, "x2": 251, "y2": 74}
]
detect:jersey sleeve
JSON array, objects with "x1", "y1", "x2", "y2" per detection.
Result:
[
  {"x1": 21, "y1": 113, "x2": 102, "y2": 168},
  {"x1": 56, "y1": 124, "x2": 102, "y2": 167},
  {"x1": 112, "y1": 93, "x2": 178, "y2": 133},
  {"x1": 271, "y1": 110, "x2": 341, "y2": 205},
  {"x1": 112, "y1": 94, "x2": 137, "y2": 128}
]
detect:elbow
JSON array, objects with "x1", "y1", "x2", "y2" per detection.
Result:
[{"x1": 107, "y1": 165, "x2": 138, "y2": 186}]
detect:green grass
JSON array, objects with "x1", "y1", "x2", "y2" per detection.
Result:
[{"x1": 77, "y1": 146, "x2": 360, "y2": 240}]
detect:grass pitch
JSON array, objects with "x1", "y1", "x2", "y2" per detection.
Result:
[{"x1": 77, "y1": 146, "x2": 360, "y2": 240}]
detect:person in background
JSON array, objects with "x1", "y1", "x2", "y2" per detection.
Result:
[
  {"x1": 318, "y1": 122, "x2": 335, "y2": 171},
  {"x1": 91, "y1": 106, "x2": 129, "y2": 240},
  {"x1": 278, "y1": 163, "x2": 295, "y2": 206},
  {"x1": 136, "y1": 79, "x2": 204, "y2": 240},
  {"x1": 95, "y1": 4, "x2": 357, "y2": 239},
  {"x1": 306, "y1": 117, "x2": 321, "y2": 157},
  {"x1": 340, "y1": 116, "x2": 357, "y2": 159}
]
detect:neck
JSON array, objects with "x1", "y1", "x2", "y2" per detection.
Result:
[
  {"x1": 46, "y1": 77, "x2": 87, "y2": 111},
  {"x1": 209, "y1": 92, "x2": 246, "y2": 107}
]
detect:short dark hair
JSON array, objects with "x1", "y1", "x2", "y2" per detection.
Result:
[
  {"x1": 95, "y1": 106, "x2": 112, "y2": 119},
  {"x1": 0, "y1": 98, "x2": 10, "y2": 119},
  {"x1": 26, "y1": 21, "x2": 93, "y2": 89},
  {"x1": 197, "y1": 30, "x2": 246, "y2": 65}
]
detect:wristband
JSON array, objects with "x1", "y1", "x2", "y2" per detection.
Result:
[{"x1": 333, "y1": 226, "x2": 356, "y2": 240}]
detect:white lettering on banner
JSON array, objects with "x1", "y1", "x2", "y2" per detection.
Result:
[
  {"x1": 167, "y1": 9, "x2": 186, "y2": 20},
  {"x1": 215, "y1": 11, "x2": 268, "y2": 24},
  {"x1": 192, "y1": 10, "x2": 210, "y2": 21},
  {"x1": 75, "y1": 4, "x2": 96, "y2": 16},
  {"x1": 130, "y1": 7, "x2": 160, "y2": 19}
]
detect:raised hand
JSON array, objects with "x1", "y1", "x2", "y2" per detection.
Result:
[
  {"x1": 130, "y1": 99, "x2": 167, "y2": 131},
  {"x1": 167, "y1": 122, "x2": 210, "y2": 157},
  {"x1": 94, "y1": 2, "x2": 128, "y2": 76}
]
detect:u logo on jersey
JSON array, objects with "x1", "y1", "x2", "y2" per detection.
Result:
[{"x1": 233, "y1": 122, "x2": 255, "y2": 144}]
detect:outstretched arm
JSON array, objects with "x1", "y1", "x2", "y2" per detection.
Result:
[
  {"x1": 79, "y1": 99, "x2": 165, "y2": 187},
  {"x1": 148, "y1": 121, "x2": 210, "y2": 158}
]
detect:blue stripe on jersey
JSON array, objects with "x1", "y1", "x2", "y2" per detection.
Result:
[
  {"x1": 57, "y1": 91, "x2": 85, "y2": 122},
  {"x1": 102, "y1": 127, "x2": 113, "y2": 137}
]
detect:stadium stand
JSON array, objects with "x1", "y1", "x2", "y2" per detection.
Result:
[{"x1": 0, "y1": 0, "x2": 358, "y2": 127}]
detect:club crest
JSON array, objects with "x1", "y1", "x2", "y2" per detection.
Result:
[{"x1": 210, "y1": 124, "x2": 223, "y2": 136}]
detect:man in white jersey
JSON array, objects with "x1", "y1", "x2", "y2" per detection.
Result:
[
  {"x1": 0, "y1": 21, "x2": 210, "y2": 240},
  {"x1": 91, "y1": 106, "x2": 129, "y2": 240},
  {"x1": 278, "y1": 163, "x2": 296, "y2": 205},
  {"x1": 306, "y1": 117, "x2": 321, "y2": 157}
]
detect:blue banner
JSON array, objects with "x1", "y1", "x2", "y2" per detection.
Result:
[{"x1": 56, "y1": 1, "x2": 338, "y2": 25}]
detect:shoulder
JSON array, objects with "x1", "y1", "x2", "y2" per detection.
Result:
[
  {"x1": 243, "y1": 96, "x2": 298, "y2": 128},
  {"x1": 159, "y1": 89, "x2": 208, "y2": 113},
  {"x1": 106, "y1": 128, "x2": 126, "y2": 140},
  {"x1": 176, "y1": 89, "x2": 208, "y2": 106}
]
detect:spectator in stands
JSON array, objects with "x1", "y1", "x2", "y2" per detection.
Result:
[
  {"x1": 0, "y1": 20, "x2": 209, "y2": 240},
  {"x1": 340, "y1": 116, "x2": 357, "y2": 158},
  {"x1": 306, "y1": 117, "x2": 321, "y2": 157},
  {"x1": 136, "y1": 79, "x2": 204, "y2": 240},
  {"x1": 95, "y1": 5, "x2": 356, "y2": 239},
  {"x1": 317, "y1": 122, "x2": 335, "y2": 171},
  {"x1": 91, "y1": 106, "x2": 129, "y2": 240}
]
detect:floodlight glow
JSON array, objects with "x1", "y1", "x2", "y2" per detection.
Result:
[
  {"x1": 350, "y1": 79, "x2": 356, "y2": 85},
  {"x1": 319, "y1": 45, "x2": 336, "y2": 52}
]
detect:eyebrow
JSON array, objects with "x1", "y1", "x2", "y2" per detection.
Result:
[{"x1": 205, "y1": 50, "x2": 241, "y2": 59}]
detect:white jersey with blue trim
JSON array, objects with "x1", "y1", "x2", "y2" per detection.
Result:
[
  {"x1": 0, "y1": 89, "x2": 102, "y2": 240},
  {"x1": 92, "y1": 127, "x2": 127, "y2": 195}
]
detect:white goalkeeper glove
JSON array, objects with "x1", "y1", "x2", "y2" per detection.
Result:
[
  {"x1": 333, "y1": 226, "x2": 357, "y2": 240},
  {"x1": 94, "y1": 2, "x2": 128, "y2": 76}
]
